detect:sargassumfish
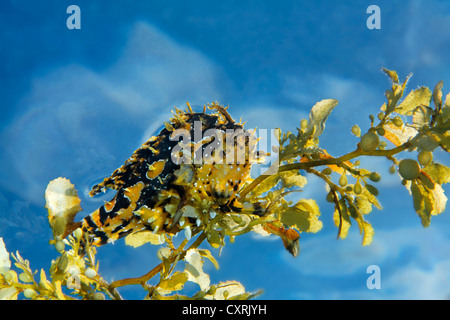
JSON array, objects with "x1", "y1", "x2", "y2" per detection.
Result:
[{"x1": 66, "y1": 103, "x2": 299, "y2": 256}]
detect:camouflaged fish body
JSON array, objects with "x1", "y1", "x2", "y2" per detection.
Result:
[
  {"x1": 74, "y1": 103, "x2": 300, "y2": 256},
  {"x1": 79, "y1": 105, "x2": 260, "y2": 248}
]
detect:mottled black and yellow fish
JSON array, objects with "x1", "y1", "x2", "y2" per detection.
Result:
[{"x1": 69, "y1": 103, "x2": 299, "y2": 256}]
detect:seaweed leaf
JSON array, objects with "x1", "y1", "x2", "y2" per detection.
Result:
[
  {"x1": 307, "y1": 99, "x2": 339, "y2": 138},
  {"x1": 396, "y1": 87, "x2": 432, "y2": 115}
]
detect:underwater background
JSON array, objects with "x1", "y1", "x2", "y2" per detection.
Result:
[{"x1": 1, "y1": 0, "x2": 450, "y2": 299}]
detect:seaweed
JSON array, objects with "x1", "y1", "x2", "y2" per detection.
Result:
[{"x1": 1, "y1": 69, "x2": 449, "y2": 300}]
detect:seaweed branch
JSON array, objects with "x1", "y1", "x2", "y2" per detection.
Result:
[{"x1": 1, "y1": 69, "x2": 448, "y2": 299}]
